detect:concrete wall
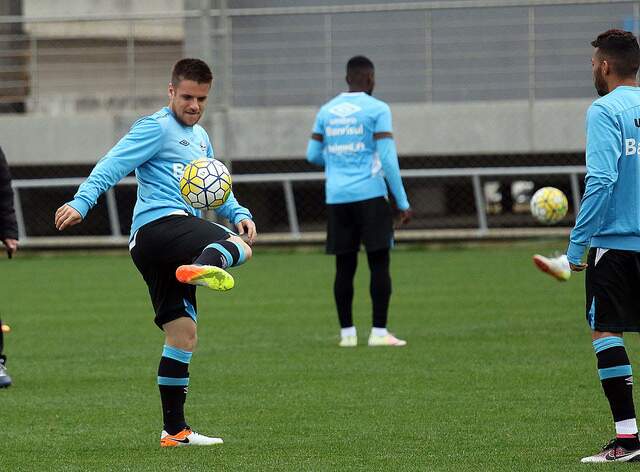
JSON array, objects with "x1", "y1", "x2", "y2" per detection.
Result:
[
  {"x1": 0, "y1": 99, "x2": 591, "y2": 165},
  {"x1": 23, "y1": 0, "x2": 184, "y2": 40}
]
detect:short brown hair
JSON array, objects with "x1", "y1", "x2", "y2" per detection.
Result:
[
  {"x1": 592, "y1": 29, "x2": 640, "y2": 78},
  {"x1": 171, "y1": 58, "x2": 213, "y2": 86}
]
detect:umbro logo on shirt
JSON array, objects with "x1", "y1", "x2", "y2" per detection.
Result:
[
  {"x1": 179, "y1": 139, "x2": 190, "y2": 146},
  {"x1": 329, "y1": 103, "x2": 362, "y2": 118}
]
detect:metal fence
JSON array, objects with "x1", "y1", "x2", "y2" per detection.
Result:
[
  {"x1": 1, "y1": 1, "x2": 621, "y2": 245},
  {"x1": 11, "y1": 165, "x2": 585, "y2": 247},
  {"x1": 1, "y1": 1, "x2": 637, "y2": 112}
]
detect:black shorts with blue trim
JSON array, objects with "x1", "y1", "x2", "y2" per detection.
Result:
[
  {"x1": 326, "y1": 196, "x2": 393, "y2": 255},
  {"x1": 585, "y1": 248, "x2": 640, "y2": 332},
  {"x1": 130, "y1": 214, "x2": 232, "y2": 329}
]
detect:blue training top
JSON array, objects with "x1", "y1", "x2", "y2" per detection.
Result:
[
  {"x1": 568, "y1": 86, "x2": 640, "y2": 263},
  {"x1": 306, "y1": 92, "x2": 410, "y2": 209},
  {"x1": 67, "y1": 107, "x2": 252, "y2": 239}
]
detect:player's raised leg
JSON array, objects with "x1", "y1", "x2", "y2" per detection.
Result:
[
  {"x1": 365, "y1": 249, "x2": 406, "y2": 347},
  {"x1": 159, "y1": 317, "x2": 222, "y2": 447},
  {"x1": 176, "y1": 235, "x2": 252, "y2": 291}
]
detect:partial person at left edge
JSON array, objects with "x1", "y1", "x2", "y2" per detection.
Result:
[{"x1": 0, "y1": 145, "x2": 19, "y2": 388}]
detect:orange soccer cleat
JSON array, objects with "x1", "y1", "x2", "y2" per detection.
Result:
[
  {"x1": 175, "y1": 264, "x2": 234, "y2": 291},
  {"x1": 160, "y1": 427, "x2": 223, "y2": 447}
]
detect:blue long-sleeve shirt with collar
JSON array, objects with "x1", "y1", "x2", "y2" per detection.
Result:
[
  {"x1": 305, "y1": 92, "x2": 410, "y2": 210},
  {"x1": 67, "y1": 107, "x2": 252, "y2": 240},
  {"x1": 568, "y1": 86, "x2": 640, "y2": 264}
]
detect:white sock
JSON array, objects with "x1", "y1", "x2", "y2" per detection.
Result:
[
  {"x1": 371, "y1": 327, "x2": 388, "y2": 337},
  {"x1": 341, "y1": 326, "x2": 356, "y2": 338},
  {"x1": 616, "y1": 418, "x2": 639, "y2": 435}
]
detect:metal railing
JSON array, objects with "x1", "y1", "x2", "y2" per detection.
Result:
[{"x1": 11, "y1": 165, "x2": 586, "y2": 247}]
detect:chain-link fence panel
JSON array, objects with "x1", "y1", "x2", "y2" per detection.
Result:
[{"x1": 0, "y1": 1, "x2": 621, "y2": 245}]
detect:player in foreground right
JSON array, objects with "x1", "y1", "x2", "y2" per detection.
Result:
[{"x1": 566, "y1": 30, "x2": 640, "y2": 463}]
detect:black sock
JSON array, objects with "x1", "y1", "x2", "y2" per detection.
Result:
[
  {"x1": 367, "y1": 250, "x2": 391, "y2": 329},
  {"x1": 334, "y1": 252, "x2": 358, "y2": 328},
  {"x1": 194, "y1": 239, "x2": 246, "y2": 269},
  {"x1": 158, "y1": 345, "x2": 192, "y2": 435},
  {"x1": 593, "y1": 337, "x2": 639, "y2": 448}
]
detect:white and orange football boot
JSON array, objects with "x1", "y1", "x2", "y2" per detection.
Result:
[
  {"x1": 160, "y1": 427, "x2": 223, "y2": 447},
  {"x1": 176, "y1": 264, "x2": 234, "y2": 291},
  {"x1": 532, "y1": 254, "x2": 571, "y2": 281},
  {"x1": 368, "y1": 332, "x2": 407, "y2": 347}
]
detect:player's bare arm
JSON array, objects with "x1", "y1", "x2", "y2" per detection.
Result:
[
  {"x1": 54, "y1": 204, "x2": 82, "y2": 231},
  {"x1": 236, "y1": 218, "x2": 257, "y2": 245},
  {"x1": 311, "y1": 133, "x2": 323, "y2": 142},
  {"x1": 398, "y1": 209, "x2": 413, "y2": 226},
  {"x1": 1, "y1": 238, "x2": 18, "y2": 259},
  {"x1": 569, "y1": 261, "x2": 588, "y2": 272}
]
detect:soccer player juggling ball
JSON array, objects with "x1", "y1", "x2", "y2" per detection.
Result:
[
  {"x1": 55, "y1": 59, "x2": 256, "y2": 447},
  {"x1": 567, "y1": 30, "x2": 640, "y2": 463},
  {"x1": 306, "y1": 56, "x2": 412, "y2": 348}
]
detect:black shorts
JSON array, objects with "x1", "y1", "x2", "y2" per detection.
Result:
[
  {"x1": 130, "y1": 214, "x2": 232, "y2": 329},
  {"x1": 585, "y1": 248, "x2": 640, "y2": 332},
  {"x1": 326, "y1": 196, "x2": 393, "y2": 255}
]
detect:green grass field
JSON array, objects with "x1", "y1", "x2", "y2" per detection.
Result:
[{"x1": 0, "y1": 243, "x2": 635, "y2": 471}]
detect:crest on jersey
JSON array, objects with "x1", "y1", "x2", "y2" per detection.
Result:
[
  {"x1": 179, "y1": 139, "x2": 190, "y2": 146},
  {"x1": 329, "y1": 103, "x2": 361, "y2": 118}
]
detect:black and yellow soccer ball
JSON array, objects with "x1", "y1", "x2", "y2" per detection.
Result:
[
  {"x1": 179, "y1": 158, "x2": 232, "y2": 209},
  {"x1": 530, "y1": 186, "x2": 568, "y2": 224}
]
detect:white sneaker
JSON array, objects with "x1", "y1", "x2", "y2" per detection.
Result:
[
  {"x1": 580, "y1": 438, "x2": 640, "y2": 462},
  {"x1": 339, "y1": 335, "x2": 357, "y2": 347},
  {"x1": 532, "y1": 254, "x2": 571, "y2": 281},
  {"x1": 0, "y1": 358, "x2": 11, "y2": 388},
  {"x1": 368, "y1": 333, "x2": 407, "y2": 347},
  {"x1": 160, "y1": 427, "x2": 223, "y2": 447}
]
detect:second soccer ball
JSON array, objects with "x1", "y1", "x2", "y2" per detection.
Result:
[{"x1": 530, "y1": 187, "x2": 568, "y2": 224}]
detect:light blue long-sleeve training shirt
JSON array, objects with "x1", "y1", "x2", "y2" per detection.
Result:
[
  {"x1": 306, "y1": 92, "x2": 410, "y2": 210},
  {"x1": 567, "y1": 86, "x2": 640, "y2": 264},
  {"x1": 67, "y1": 107, "x2": 252, "y2": 240}
]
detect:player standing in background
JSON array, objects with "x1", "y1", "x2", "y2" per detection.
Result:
[
  {"x1": 54, "y1": 59, "x2": 256, "y2": 447},
  {"x1": 566, "y1": 30, "x2": 640, "y2": 463},
  {"x1": 0, "y1": 145, "x2": 18, "y2": 388},
  {"x1": 306, "y1": 56, "x2": 412, "y2": 348}
]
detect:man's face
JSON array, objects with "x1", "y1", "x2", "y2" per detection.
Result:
[
  {"x1": 592, "y1": 50, "x2": 609, "y2": 97},
  {"x1": 168, "y1": 79, "x2": 211, "y2": 126}
]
